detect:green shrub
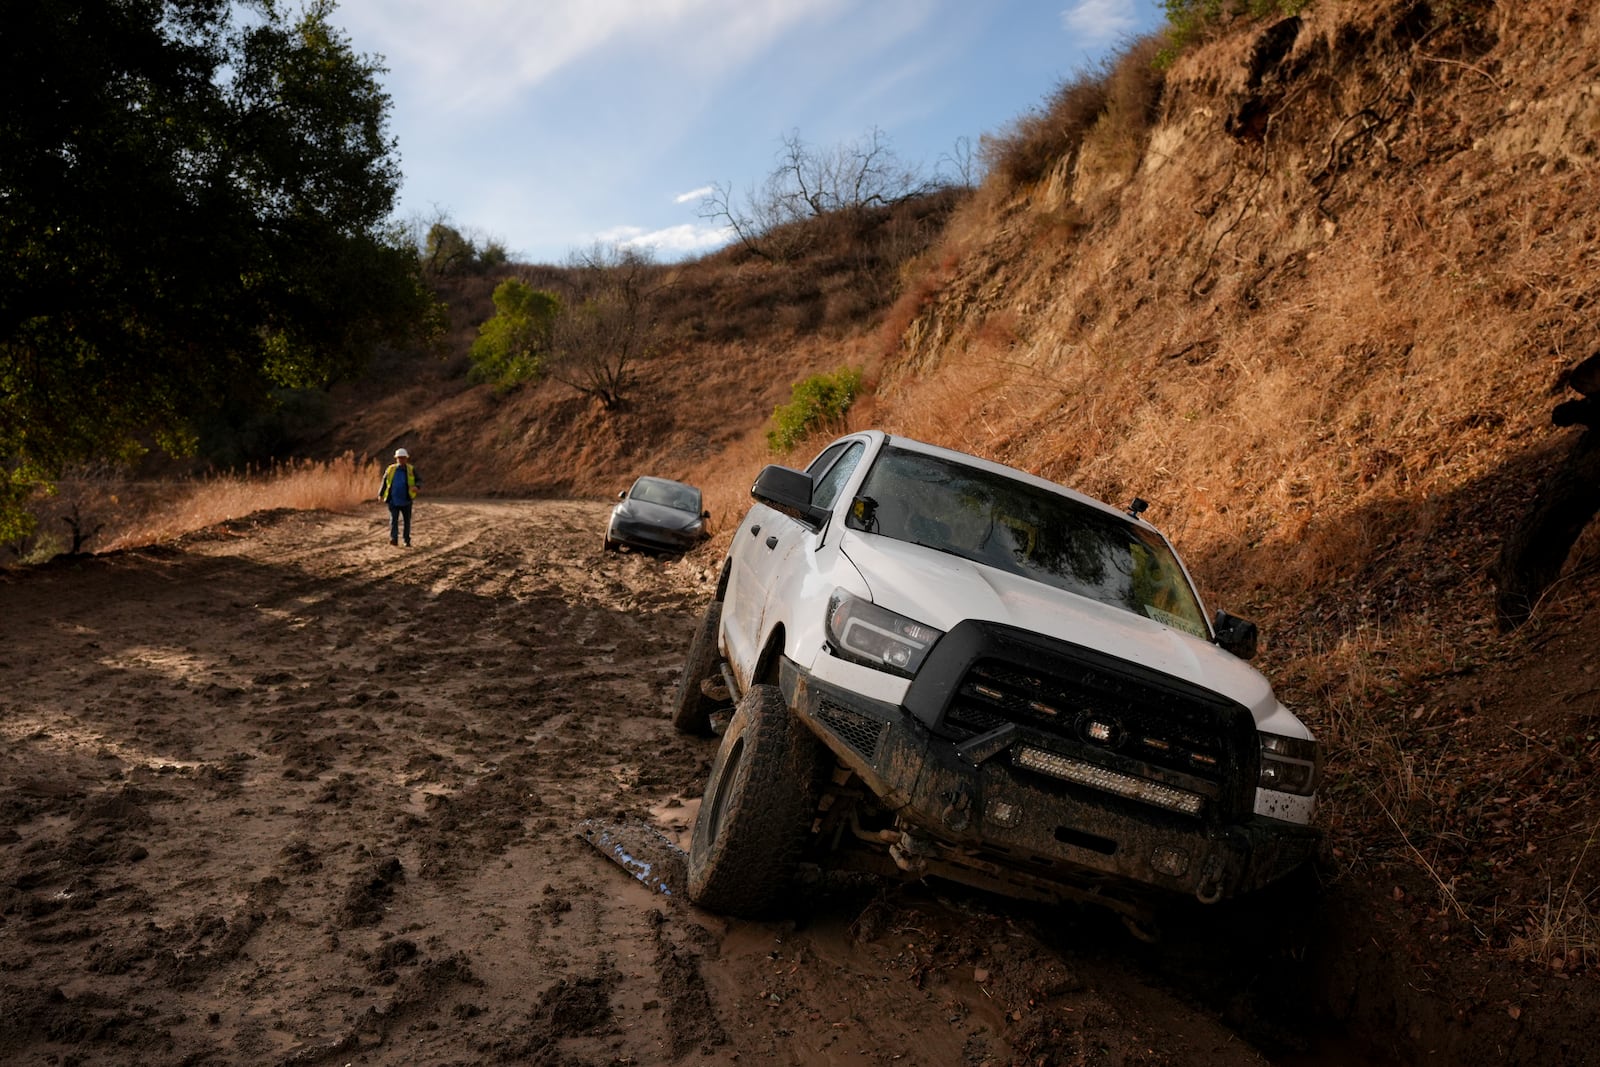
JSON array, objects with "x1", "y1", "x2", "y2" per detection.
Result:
[
  {"x1": 478, "y1": 241, "x2": 510, "y2": 270},
  {"x1": 469, "y1": 279, "x2": 561, "y2": 393},
  {"x1": 1159, "y1": 0, "x2": 1307, "y2": 64},
  {"x1": 767, "y1": 367, "x2": 863, "y2": 452}
]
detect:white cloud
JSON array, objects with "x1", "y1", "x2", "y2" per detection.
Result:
[
  {"x1": 1060, "y1": 0, "x2": 1140, "y2": 44},
  {"x1": 595, "y1": 222, "x2": 735, "y2": 257},
  {"x1": 337, "y1": 0, "x2": 850, "y2": 114},
  {"x1": 338, "y1": 0, "x2": 1162, "y2": 265}
]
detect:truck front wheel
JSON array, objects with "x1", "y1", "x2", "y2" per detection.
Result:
[{"x1": 687, "y1": 683, "x2": 823, "y2": 916}]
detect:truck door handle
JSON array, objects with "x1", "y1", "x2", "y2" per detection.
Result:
[{"x1": 765, "y1": 535, "x2": 779, "y2": 550}]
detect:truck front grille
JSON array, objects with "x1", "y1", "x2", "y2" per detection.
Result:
[
  {"x1": 817, "y1": 697, "x2": 887, "y2": 761},
  {"x1": 946, "y1": 657, "x2": 1231, "y2": 785},
  {"x1": 913, "y1": 620, "x2": 1260, "y2": 820}
]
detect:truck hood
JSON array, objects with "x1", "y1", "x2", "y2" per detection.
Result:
[{"x1": 840, "y1": 532, "x2": 1288, "y2": 726}]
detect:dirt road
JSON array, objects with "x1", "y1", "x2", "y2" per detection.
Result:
[{"x1": 1, "y1": 501, "x2": 1317, "y2": 1066}]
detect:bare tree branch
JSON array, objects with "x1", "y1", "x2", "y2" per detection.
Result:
[
  {"x1": 699, "y1": 127, "x2": 935, "y2": 262},
  {"x1": 545, "y1": 244, "x2": 666, "y2": 410}
]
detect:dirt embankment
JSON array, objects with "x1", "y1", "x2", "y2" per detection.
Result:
[{"x1": 1, "y1": 502, "x2": 1593, "y2": 1066}]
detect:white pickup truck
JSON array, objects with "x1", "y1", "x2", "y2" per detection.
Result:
[{"x1": 672, "y1": 431, "x2": 1320, "y2": 926}]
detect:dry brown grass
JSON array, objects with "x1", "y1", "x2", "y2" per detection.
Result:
[
  {"x1": 1505, "y1": 834, "x2": 1600, "y2": 974},
  {"x1": 981, "y1": 34, "x2": 1166, "y2": 197},
  {"x1": 982, "y1": 76, "x2": 1110, "y2": 192},
  {"x1": 100, "y1": 454, "x2": 380, "y2": 551}
]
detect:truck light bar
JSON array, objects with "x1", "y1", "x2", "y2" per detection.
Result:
[{"x1": 1014, "y1": 746, "x2": 1205, "y2": 816}]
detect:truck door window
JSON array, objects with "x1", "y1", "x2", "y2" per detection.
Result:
[{"x1": 811, "y1": 442, "x2": 865, "y2": 511}]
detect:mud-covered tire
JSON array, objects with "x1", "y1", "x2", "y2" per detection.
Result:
[
  {"x1": 687, "y1": 683, "x2": 824, "y2": 916},
  {"x1": 671, "y1": 600, "x2": 725, "y2": 736}
]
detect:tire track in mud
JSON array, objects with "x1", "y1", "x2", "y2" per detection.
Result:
[{"x1": 0, "y1": 501, "x2": 1294, "y2": 1066}]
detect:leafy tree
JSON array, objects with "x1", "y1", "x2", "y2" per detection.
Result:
[
  {"x1": 546, "y1": 244, "x2": 664, "y2": 410},
  {"x1": 0, "y1": 0, "x2": 437, "y2": 542},
  {"x1": 469, "y1": 279, "x2": 560, "y2": 393},
  {"x1": 425, "y1": 222, "x2": 480, "y2": 276},
  {"x1": 418, "y1": 215, "x2": 511, "y2": 276},
  {"x1": 477, "y1": 240, "x2": 510, "y2": 270}
]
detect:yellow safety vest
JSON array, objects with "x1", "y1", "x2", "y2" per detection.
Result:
[{"x1": 381, "y1": 462, "x2": 419, "y2": 501}]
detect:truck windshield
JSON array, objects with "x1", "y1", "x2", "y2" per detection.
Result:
[{"x1": 844, "y1": 446, "x2": 1208, "y2": 636}]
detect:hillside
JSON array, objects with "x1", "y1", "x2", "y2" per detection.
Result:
[
  {"x1": 317, "y1": 190, "x2": 967, "y2": 501},
  {"x1": 301, "y1": 0, "x2": 1600, "y2": 1060},
  {"x1": 855, "y1": 2, "x2": 1600, "y2": 1059}
]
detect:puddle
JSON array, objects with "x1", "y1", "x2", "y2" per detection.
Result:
[{"x1": 648, "y1": 796, "x2": 698, "y2": 851}]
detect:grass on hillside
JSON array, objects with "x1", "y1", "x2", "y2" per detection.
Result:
[{"x1": 95, "y1": 453, "x2": 381, "y2": 553}]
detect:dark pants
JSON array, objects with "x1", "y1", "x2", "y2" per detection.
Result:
[{"x1": 388, "y1": 503, "x2": 412, "y2": 544}]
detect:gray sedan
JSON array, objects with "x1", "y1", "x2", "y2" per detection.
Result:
[{"x1": 604, "y1": 476, "x2": 711, "y2": 554}]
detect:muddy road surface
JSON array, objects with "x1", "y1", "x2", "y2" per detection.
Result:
[{"x1": 1, "y1": 501, "x2": 1333, "y2": 1066}]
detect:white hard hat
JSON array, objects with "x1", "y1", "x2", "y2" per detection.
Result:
[{"x1": 394, "y1": 448, "x2": 409, "y2": 458}]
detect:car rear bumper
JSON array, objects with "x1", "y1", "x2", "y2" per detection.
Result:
[{"x1": 782, "y1": 659, "x2": 1318, "y2": 904}]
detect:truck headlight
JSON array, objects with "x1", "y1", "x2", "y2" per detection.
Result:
[
  {"x1": 1258, "y1": 732, "x2": 1321, "y2": 796},
  {"x1": 825, "y1": 590, "x2": 943, "y2": 678}
]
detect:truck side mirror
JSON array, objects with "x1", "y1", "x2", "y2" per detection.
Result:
[
  {"x1": 751, "y1": 465, "x2": 831, "y2": 529},
  {"x1": 1213, "y1": 611, "x2": 1259, "y2": 660}
]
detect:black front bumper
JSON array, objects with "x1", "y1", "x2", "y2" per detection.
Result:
[
  {"x1": 610, "y1": 519, "x2": 703, "y2": 553},
  {"x1": 781, "y1": 658, "x2": 1318, "y2": 905}
]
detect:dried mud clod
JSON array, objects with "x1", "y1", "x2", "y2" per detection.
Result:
[
  {"x1": 156, "y1": 908, "x2": 267, "y2": 989},
  {"x1": 278, "y1": 837, "x2": 323, "y2": 874},
  {"x1": 537, "y1": 883, "x2": 572, "y2": 924},
  {"x1": 330, "y1": 952, "x2": 484, "y2": 1057},
  {"x1": 533, "y1": 973, "x2": 617, "y2": 1039},
  {"x1": 488, "y1": 965, "x2": 622, "y2": 1062},
  {"x1": 337, "y1": 856, "x2": 405, "y2": 928}
]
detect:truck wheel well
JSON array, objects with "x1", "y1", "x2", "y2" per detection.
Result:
[{"x1": 753, "y1": 625, "x2": 785, "y2": 687}]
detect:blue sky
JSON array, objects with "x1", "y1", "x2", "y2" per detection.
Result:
[{"x1": 331, "y1": 1, "x2": 1171, "y2": 265}]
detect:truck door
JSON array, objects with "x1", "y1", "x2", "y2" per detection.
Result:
[{"x1": 723, "y1": 441, "x2": 863, "y2": 689}]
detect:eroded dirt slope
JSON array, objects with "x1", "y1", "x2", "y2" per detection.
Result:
[{"x1": 1, "y1": 503, "x2": 1295, "y2": 1067}]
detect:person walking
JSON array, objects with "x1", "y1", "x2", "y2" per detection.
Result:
[{"x1": 379, "y1": 447, "x2": 420, "y2": 546}]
